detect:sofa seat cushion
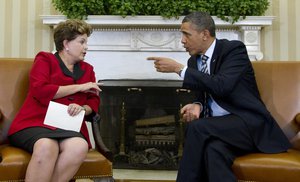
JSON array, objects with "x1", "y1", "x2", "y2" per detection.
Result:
[
  {"x1": 0, "y1": 146, "x2": 112, "y2": 181},
  {"x1": 0, "y1": 146, "x2": 31, "y2": 181},
  {"x1": 74, "y1": 149, "x2": 113, "y2": 178},
  {"x1": 233, "y1": 149, "x2": 300, "y2": 182}
]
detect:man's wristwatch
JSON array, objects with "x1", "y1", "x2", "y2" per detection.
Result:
[{"x1": 178, "y1": 68, "x2": 183, "y2": 76}]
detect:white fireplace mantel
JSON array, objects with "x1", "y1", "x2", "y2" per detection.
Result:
[
  {"x1": 42, "y1": 15, "x2": 274, "y2": 27},
  {"x1": 41, "y1": 15, "x2": 274, "y2": 80}
]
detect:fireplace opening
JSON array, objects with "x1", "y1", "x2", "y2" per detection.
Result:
[{"x1": 99, "y1": 79, "x2": 195, "y2": 170}]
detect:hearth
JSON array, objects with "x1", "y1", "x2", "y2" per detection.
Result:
[{"x1": 98, "y1": 79, "x2": 195, "y2": 170}]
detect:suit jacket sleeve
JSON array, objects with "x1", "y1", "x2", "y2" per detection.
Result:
[
  {"x1": 30, "y1": 52, "x2": 60, "y2": 106},
  {"x1": 183, "y1": 40, "x2": 251, "y2": 98}
]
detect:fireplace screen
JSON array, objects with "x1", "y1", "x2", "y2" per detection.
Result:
[{"x1": 99, "y1": 80, "x2": 195, "y2": 170}]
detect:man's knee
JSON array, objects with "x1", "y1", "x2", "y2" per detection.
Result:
[
  {"x1": 205, "y1": 139, "x2": 235, "y2": 162},
  {"x1": 186, "y1": 119, "x2": 210, "y2": 135}
]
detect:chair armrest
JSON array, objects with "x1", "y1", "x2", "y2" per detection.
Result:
[
  {"x1": 0, "y1": 109, "x2": 3, "y2": 144},
  {"x1": 0, "y1": 109, "x2": 2, "y2": 121},
  {"x1": 0, "y1": 109, "x2": 9, "y2": 144},
  {"x1": 290, "y1": 113, "x2": 300, "y2": 150},
  {"x1": 87, "y1": 113, "x2": 113, "y2": 162},
  {"x1": 295, "y1": 113, "x2": 300, "y2": 127}
]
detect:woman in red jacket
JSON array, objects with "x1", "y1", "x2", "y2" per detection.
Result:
[{"x1": 8, "y1": 19, "x2": 101, "y2": 182}]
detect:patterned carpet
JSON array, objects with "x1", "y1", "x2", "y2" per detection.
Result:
[
  {"x1": 115, "y1": 180, "x2": 175, "y2": 182},
  {"x1": 75, "y1": 169, "x2": 177, "y2": 182},
  {"x1": 113, "y1": 169, "x2": 177, "y2": 182}
]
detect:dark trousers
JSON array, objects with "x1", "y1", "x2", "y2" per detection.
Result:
[{"x1": 176, "y1": 114, "x2": 257, "y2": 182}]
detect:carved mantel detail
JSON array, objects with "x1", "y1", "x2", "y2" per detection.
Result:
[{"x1": 41, "y1": 15, "x2": 274, "y2": 80}]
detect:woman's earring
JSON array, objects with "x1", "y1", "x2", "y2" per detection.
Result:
[{"x1": 66, "y1": 47, "x2": 69, "y2": 51}]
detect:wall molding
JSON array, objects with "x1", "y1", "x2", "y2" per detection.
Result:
[{"x1": 41, "y1": 15, "x2": 274, "y2": 80}]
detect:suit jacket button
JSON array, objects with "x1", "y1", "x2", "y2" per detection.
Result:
[{"x1": 68, "y1": 97, "x2": 74, "y2": 101}]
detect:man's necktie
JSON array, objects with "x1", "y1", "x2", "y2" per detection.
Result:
[
  {"x1": 200, "y1": 55, "x2": 209, "y2": 74},
  {"x1": 199, "y1": 55, "x2": 210, "y2": 117}
]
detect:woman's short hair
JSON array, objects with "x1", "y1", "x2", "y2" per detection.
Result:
[
  {"x1": 182, "y1": 11, "x2": 216, "y2": 37},
  {"x1": 54, "y1": 19, "x2": 93, "y2": 51}
]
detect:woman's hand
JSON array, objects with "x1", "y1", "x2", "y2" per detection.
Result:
[
  {"x1": 68, "y1": 103, "x2": 85, "y2": 116},
  {"x1": 181, "y1": 103, "x2": 201, "y2": 122},
  {"x1": 80, "y1": 82, "x2": 102, "y2": 95},
  {"x1": 54, "y1": 82, "x2": 103, "y2": 99}
]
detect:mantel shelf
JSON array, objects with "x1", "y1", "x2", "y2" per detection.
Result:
[{"x1": 41, "y1": 15, "x2": 275, "y2": 27}]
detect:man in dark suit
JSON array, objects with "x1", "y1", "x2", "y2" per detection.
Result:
[{"x1": 147, "y1": 12, "x2": 291, "y2": 182}]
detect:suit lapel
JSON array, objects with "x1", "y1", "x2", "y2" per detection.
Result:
[
  {"x1": 210, "y1": 39, "x2": 221, "y2": 74},
  {"x1": 190, "y1": 39, "x2": 222, "y2": 73},
  {"x1": 190, "y1": 55, "x2": 198, "y2": 69}
]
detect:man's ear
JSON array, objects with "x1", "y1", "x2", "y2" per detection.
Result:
[{"x1": 203, "y1": 29, "x2": 210, "y2": 40}]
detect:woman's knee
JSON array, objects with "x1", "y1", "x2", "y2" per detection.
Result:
[
  {"x1": 32, "y1": 138, "x2": 59, "y2": 160},
  {"x1": 72, "y1": 142, "x2": 88, "y2": 159},
  {"x1": 60, "y1": 137, "x2": 89, "y2": 161}
]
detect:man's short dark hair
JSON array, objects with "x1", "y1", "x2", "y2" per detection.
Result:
[{"x1": 182, "y1": 12, "x2": 216, "y2": 37}]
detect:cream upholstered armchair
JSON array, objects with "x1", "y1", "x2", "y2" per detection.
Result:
[{"x1": 0, "y1": 58, "x2": 113, "y2": 182}]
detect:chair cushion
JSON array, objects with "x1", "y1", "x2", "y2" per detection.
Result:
[
  {"x1": 0, "y1": 145, "x2": 31, "y2": 181},
  {"x1": 74, "y1": 149, "x2": 113, "y2": 178},
  {"x1": 0, "y1": 146, "x2": 112, "y2": 181},
  {"x1": 233, "y1": 149, "x2": 300, "y2": 182}
]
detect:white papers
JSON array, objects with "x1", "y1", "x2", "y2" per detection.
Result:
[{"x1": 44, "y1": 101, "x2": 85, "y2": 132}]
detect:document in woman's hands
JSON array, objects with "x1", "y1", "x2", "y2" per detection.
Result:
[{"x1": 44, "y1": 101, "x2": 85, "y2": 132}]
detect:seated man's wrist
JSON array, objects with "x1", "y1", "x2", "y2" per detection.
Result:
[
  {"x1": 178, "y1": 66, "x2": 187, "y2": 78},
  {"x1": 176, "y1": 67, "x2": 183, "y2": 75},
  {"x1": 193, "y1": 102, "x2": 203, "y2": 112}
]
